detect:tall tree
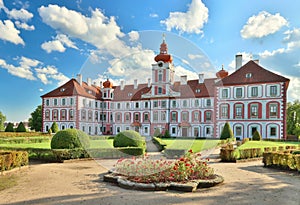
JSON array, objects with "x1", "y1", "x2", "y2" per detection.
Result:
[
  {"x1": 28, "y1": 105, "x2": 42, "y2": 132},
  {"x1": 51, "y1": 122, "x2": 59, "y2": 133},
  {"x1": 286, "y1": 100, "x2": 300, "y2": 135},
  {"x1": 0, "y1": 111, "x2": 6, "y2": 131},
  {"x1": 16, "y1": 122, "x2": 27, "y2": 132}
]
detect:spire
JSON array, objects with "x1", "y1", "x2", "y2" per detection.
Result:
[
  {"x1": 160, "y1": 33, "x2": 168, "y2": 54},
  {"x1": 154, "y1": 34, "x2": 173, "y2": 63}
]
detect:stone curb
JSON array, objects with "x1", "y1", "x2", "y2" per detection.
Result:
[{"x1": 103, "y1": 173, "x2": 224, "y2": 192}]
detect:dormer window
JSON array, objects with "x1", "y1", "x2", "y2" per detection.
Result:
[
  {"x1": 60, "y1": 88, "x2": 65, "y2": 92},
  {"x1": 88, "y1": 90, "x2": 92, "y2": 94},
  {"x1": 195, "y1": 89, "x2": 201, "y2": 93},
  {"x1": 128, "y1": 93, "x2": 132, "y2": 97},
  {"x1": 246, "y1": 73, "x2": 252, "y2": 78}
]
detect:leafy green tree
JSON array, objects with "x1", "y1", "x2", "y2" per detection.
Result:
[
  {"x1": 16, "y1": 122, "x2": 27, "y2": 132},
  {"x1": 163, "y1": 129, "x2": 171, "y2": 138},
  {"x1": 220, "y1": 122, "x2": 234, "y2": 140},
  {"x1": 51, "y1": 122, "x2": 59, "y2": 133},
  {"x1": 0, "y1": 111, "x2": 6, "y2": 131},
  {"x1": 286, "y1": 100, "x2": 300, "y2": 135},
  {"x1": 5, "y1": 122, "x2": 14, "y2": 132},
  {"x1": 252, "y1": 130, "x2": 262, "y2": 141},
  {"x1": 28, "y1": 105, "x2": 42, "y2": 131}
]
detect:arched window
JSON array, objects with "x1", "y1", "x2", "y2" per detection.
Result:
[
  {"x1": 81, "y1": 110, "x2": 86, "y2": 121},
  {"x1": 45, "y1": 110, "x2": 50, "y2": 120},
  {"x1": 52, "y1": 110, "x2": 58, "y2": 121}
]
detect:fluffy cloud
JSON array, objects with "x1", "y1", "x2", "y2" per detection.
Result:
[
  {"x1": 188, "y1": 54, "x2": 204, "y2": 60},
  {"x1": 149, "y1": 13, "x2": 158, "y2": 18},
  {"x1": 7, "y1": 8, "x2": 33, "y2": 21},
  {"x1": 0, "y1": 20, "x2": 24, "y2": 45},
  {"x1": 35, "y1": 65, "x2": 69, "y2": 85},
  {"x1": 241, "y1": 11, "x2": 288, "y2": 39},
  {"x1": 15, "y1": 21, "x2": 35, "y2": 30},
  {"x1": 38, "y1": 5, "x2": 123, "y2": 48},
  {"x1": 128, "y1": 31, "x2": 139, "y2": 42},
  {"x1": 41, "y1": 34, "x2": 78, "y2": 53},
  {"x1": 160, "y1": 0, "x2": 209, "y2": 34}
]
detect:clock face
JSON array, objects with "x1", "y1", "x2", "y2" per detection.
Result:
[{"x1": 158, "y1": 62, "x2": 163, "y2": 67}]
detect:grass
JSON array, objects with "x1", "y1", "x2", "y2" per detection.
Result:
[
  {"x1": 0, "y1": 174, "x2": 18, "y2": 191},
  {"x1": 237, "y1": 141, "x2": 300, "y2": 150},
  {"x1": 161, "y1": 138, "x2": 221, "y2": 153}
]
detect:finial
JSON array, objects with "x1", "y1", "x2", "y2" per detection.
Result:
[
  {"x1": 162, "y1": 33, "x2": 166, "y2": 42},
  {"x1": 222, "y1": 64, "x2": 224, "y2": 70}
]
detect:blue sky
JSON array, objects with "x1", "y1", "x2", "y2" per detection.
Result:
[{"x1": 1, "y1": 0, "x2": 300, "y2": 122}]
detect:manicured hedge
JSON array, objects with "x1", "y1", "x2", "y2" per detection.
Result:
[
  {"x1": 152, "y1": 137, "x2": 167, "y2": 151},
  {"x1": 51, "y1": 129, "x2": 90, "y2": 149},
  {"x1": 220, "y1": 144, "x2": 263, "y2": 162},
  {"x1": 113, "y1": 130, "x2": 146, "y2": 149},
  {"x1": 0, "y1": 150, "x2": 28, "y2": 171},
  {"x1": 0, "y1": 132, "x2": 51, "y2": 138},
  {"x1": 263, "y1": 152, "x2": 300, "y2": 172},
  {"x1": 0, "y1": 137, "x2": 50, "y2": 144}
]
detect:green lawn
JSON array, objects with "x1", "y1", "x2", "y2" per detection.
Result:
[
  {"x1": 89, "y1": 139, "x2": 114, "y2": 149},
  {"x1": 161, "y1": 139, "x2": 221, "y2": 153},
  {"x1": 237, "y1": 141, "x2": 300, "y2": 150}
]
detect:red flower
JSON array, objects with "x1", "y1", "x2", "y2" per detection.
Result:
[{"x1": 188, "y1": 149, "x2": 193, "y2": 153}]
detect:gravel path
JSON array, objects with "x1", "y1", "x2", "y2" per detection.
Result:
[{"x1": 1, "y1": 154, "x2": 300, "y2": 205}]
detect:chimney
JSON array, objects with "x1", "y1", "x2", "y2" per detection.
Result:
[
  {"x1": 180, "y1": 75, "x2": 187, "y2": 85},
  {"x1": 99, "y1": 81, "x2": 102, "y2": 88},
  {"x1": 76, "y1": 74, "x2": 82, "y2": 86},
  {"x1": 235, "y1": 54, "x2": 242, "y2": 70},
  {"x1": 134, "y1": 79, "x2": 138, "y2": 89},
  {"x1": 120, "y1": 80, "x2": 125, "y2": 90},
  {"x1": 147, "y1": 78, "x2": 151, "y2": 87},
  {"x1": 198, "y1": 73, "x2": 204, "y2": 84},
  {"x1": 87, "y1": 78, "x2": 92, "y2": 86}
]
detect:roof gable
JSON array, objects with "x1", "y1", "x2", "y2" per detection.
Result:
[{"x1": 219, "y1": 60, "x2": 289, "y2": 86}]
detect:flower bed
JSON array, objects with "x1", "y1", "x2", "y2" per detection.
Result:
[{"x1": 104, "y1": 150, "x2": 224, "y2": 192}]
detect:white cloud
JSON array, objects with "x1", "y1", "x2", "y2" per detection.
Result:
[
  {"x1": 0, "y1": 0, "x2": 4, "y2": 9},
  {"x1": 149, "y1": 13, "x2": 158, "y2": 18},
  {"x1": 160, "y1": 0, "x2": 209, "y2": 34},
  {"x1": 15, "y1": 21, "x2": 35, "y2": 30},
  {"x1": 0, "y1": 20, "x2": 24, "y2": 45},
  {"x1": 39, "y1": 88, "x2": 44, "y2": 92},
  {"x1": 38, "y1": 5, "x2": 123, "y2": 48},
  {"x1": 51, "y1": 73, "x2": 70, "y2": 86},
  {"x1": 19, "y1": 56, "x2": 41, "y2": 69},
  {"x1": 35, "y1": 65, "x2": 69, "y2": 85},
  {"x1": 228, "y1": 52, "x2": 253, "y2": 71},
  {"x1": 188, "y1": 54, "x2": 204, "y2": 60},
  {"x1": 173, "y1": 65, "x2": 198, "y2": 81},
  {"x1": 41, "y1": 34, "x2": 78, "y2": 53},
  {"x1": 37, "y1": 73, "x2": 50, "y2": 84},
  {"x1": 7, "y1": 8, "x2": 33, "y2": 21},
  {"x1": 0, "y1": 57, "x2": 36, "y2": 80},
  {"x1": 128, "y1": 31, "x2": 139, "y2": 42},
  {"x1": 241, "y1": 11, "x2": 288, "y2": 39}
]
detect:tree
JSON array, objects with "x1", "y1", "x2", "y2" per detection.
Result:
[
  {"x1": 5, "y1": 122, "x2": 14, "y2": 132},
  {"x1": 51, "y1": 122, "x2": 59, "y2": 133},
  {"x1": 286, "y1": 100, "x2": 300, "y2": 135},
  {"x1": 0, "y1": 111, "x2": 6, "y2": 131},
  {"x1": 28, "y1": 105, "x2": 42, "y2": 132},
  {"x1": 220, "y1": 122, "x2": 234, "y2": 140},
  {"x1": 16, "y1": 122, "x2": 27, "y2": 132},
  {"x1": 252, "y1": 130, "x2": 262, "y2": 141}
]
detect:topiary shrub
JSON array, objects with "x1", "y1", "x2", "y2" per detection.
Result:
[
  {"x1": 113, "y1": 130, "x2": 146, "y2": 149},
  {"x1": 51, "y1": 122, "x2": 59, "y2": 133},
  {"x1": 252, "y1": 130, "x2": 262, "y2": 141},
  {"x1": 220, "y1": 122, "x2": 234, "y2": 140},
  {"x1": 153, "y1": 128, "x2": 161, "y2": 138},
  {"x1": 51, "y1": 128, "x2": 90, "y2": 149},
  {"x1": 5, "y1": 122, "x2": 14, "y2": 132},
  {"x1": 163, "y1": 129, "x2": 171, "y2": 138},
  {"x1": 16, "y1": 122, "x2": 26, "y2": 132}
]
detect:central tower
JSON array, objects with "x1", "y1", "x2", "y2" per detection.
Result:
[{"x1": 151, "y1": 34, "x2": 175, "y2": 96}]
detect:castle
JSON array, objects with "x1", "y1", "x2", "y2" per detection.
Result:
[{"x1": 41, "y1": 37, "x2": 290, "y2": 139}]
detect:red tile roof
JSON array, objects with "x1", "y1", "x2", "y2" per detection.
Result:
[
  {"x1": 41, "y1": 79, "x2": 102, "y2": 99},
  {"x1": 218, "y1": 60, "x2": 290, "y2": 86}
]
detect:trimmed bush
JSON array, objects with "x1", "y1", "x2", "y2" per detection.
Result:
[
  {"x1": 220, "y1": 122, "x2": 234, "y2": 140},
  {"x1": 51, "y1": 122, "x2": 59, "y2": 133},
  {"x1": 163, "y1": 129, "x2": 171, "y2": 138},
  {"x1": 51, "y1": 128, "x2": 90, "y2": 149},
  {"x1": 113, "y1": 130, "x2": 146, "y2": 149},
  {"x1": 252, "y1": 130, "x2": 262, "y2": 141},
  {"x1": 153, "y1": 128, "x2": 161, "y2": 138},
  {"x1": 16, "y1": 122, "x2": 26, "y2": 132},
  {"x1": 152, "y1": 137, "x2": 167, "y2": 151},
  {"x1": 0, "y1": 150, "x2": 28, "y2": 171},
  {"x1": 5, "y1": 122, "x2": 14, "y2": 132}
]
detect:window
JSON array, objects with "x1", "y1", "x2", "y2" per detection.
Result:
[
  {"x1": 126, "y1": 103, "x2": 130, "y2": 109},
  {"x1": 103, "y1": 102, "x2": 106, "y2": 109},
  {"x1": 117, "y1": 103, "x2": 121, "y2": 109},
  {"x1": 62, "y1": 98, "x2": 66, "y2": 106},
  {"x1": 46, "y1": 99, "x2": 50, "y2": 106},
  {"x1": 116, "y1": 127, "x2": 120, "y2": 133},
  {"x1": 183, "y1": 100, "x2": 187, "y2": 108},
  {"x1": 153, "y1": 101, "x2": 158, "y2": 108},
  {"x1": 70, "y1": 98, "x2": 74, "y2": 106},
  {"x1": 135, "y1": 102, "x2": 139, "y2": 108},
  {"x1": 194, "y1": 99, "x2": 199, "y2": 107},
  {"x1": 103, "y1": 92, "x2": 107, "y2": 98},
  {"x1": 206, "y1": 99, "x2": 211, "y2": 107},
  {"x1": 54, "y1": 99, "x2": 58, "y2": 106},
  {"x1": 251, "y1": 87, "x2": 258, "y2": 97},
  {"x1": 135, "y1": 113, "x2": 139, "y2": 121},
  {"x1": 144, "y1": 102, "x2": 149, "y2": 109},
  {"x1": 88, "y1": 111, "x2": 92, "y2": 121},
  {"x1": 83, "y1": 99, "x2": 86, "y2": 107},
  {"x1": 144, "y1": 113, "x2": 149, "y2": 121},
  {"x1": 95, "y1": 101, "x2": 98, "y2": 108},
  {"x1": 125, "y1": 113, "x2": 130, "y2": 122},
  {"x1": 153, "y1": 112, "x2": 158, "y2": 121},
  {"x1": 195, "y1": 89, "x2": 201, "y2": 93},
  {"x1": 250, "y1": 104, "x2": 258, "y2": 118},
  {"x1": 235, "y1": 126, "x2": 242, "y2": 136},
  {"x1": 53, "y1": 110, "x2": 58, "y2": 120},
  {"x1": 61, "y1": 109, "x2": 66, "y2": 120},
  {"x1": 270, "y1": 127, "x2": 276, "y2": 136},
  {"x1": 205, "y1": 111, "x2": 212, "y2": 122},
  {"x1": 171, "y1": 112, "x2": 177, "y2": 122},
  {"x1": 81, "y1": 110, "x2": 86, "y2": 120},
  {"x1": 251, "y1": 127, "x2": 257, "y2": 136},
  {"x1": 88, "y1": 101, "x2": 92, "y2": 107},
  {"x1": 69, "y1": 110, "x2": 74, "y2": 120},
  {"x1": 161, "y1": 112, "x2": 166, "y2": 121},
  {"x1": 116, "y1": 113, "x2": 121, "y2": 121},
  {"x1": 222, "y1": 89, "x2": 229, "y2": 98},
  {"x1": 172, "y1": 100, "x2": 176, "y2": 108},
  {"x1": 95, "y1": 111, "x2": 98, "y2": 122},
  {"x1": 45, "y1": 110, "x2": 50, "y2": 120},
  {"x1": 246, "y1": 73, "x2": 252, "y2": 78},
  {"x1": 270, "y1": 85, "x2": 278, "y2": 96},
  {"x1": 182, "y1": 112, "x2": 188, "y2": 121},
  {"x1": 270, "y1": 104, "x2": 278, "y2": 117},
  {"x1": 158, "y1": 87, "x2": 162, "y2": 94},
  {"x1": 221, "y1": 105, "x2": 229, "y2": 119},
  {"x1": 236, "y1": 88, "x2": 242, "y2": 98},
  {"x1": 206, "y1": 127, "x2": 211, "y2": 135},
  {"x1": 161, "y1": 101, "x2": 167, "y2": 108},
  {"x1": 194, "y1": 112, "x2": 199, "y2": 121},
  {"x1": 172, "y1": 127, "x2": 176, "y2": 134},
  {"x1": 158, "y1": 71, "x2": 163, "y2": 81},
  {"x1": 144, "y1": 127, "x2": 148, "y2": 134},
  {"x1": 235, "y1": 104, "x2": 243, "y2": 118}
]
